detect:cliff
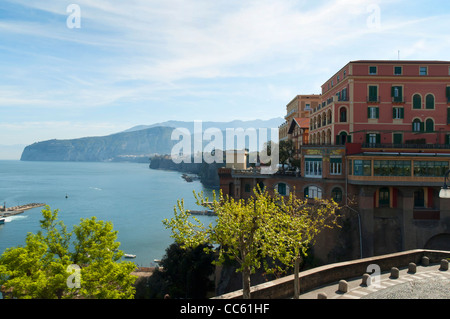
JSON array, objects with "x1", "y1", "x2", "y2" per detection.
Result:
[
  {"x1": 20, "y1": 126, "x2": 176, "y2": 162},
  {"x1": 149, "y1": 155, "x2": 224, "y2": 188}
]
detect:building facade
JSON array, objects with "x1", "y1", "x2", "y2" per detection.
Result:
[
  {"x1": 219, "y1": 60, "x2": 450, "y2": 263},
  {"x1": 279, "y1": 94, "x2": 320, "y2": 142}
]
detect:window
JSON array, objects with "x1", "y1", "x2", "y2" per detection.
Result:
[
  {"x1": 446, "y1": 87, "x2": 450, "y2": 103},
  {"x1": 412, "y1": 119, "x2": 423, "y2": 132},
  {"x1": 414, "y1": 189, "x2": 425, "y2": 207},
  {"x1": 391, "y1": 86, "x2": 403, "y2": 102},
  {"x1": 426, "y1": 119, "x2": 434, "y2": 132},
  {"x1": 330, "y1": 157, "x2": 342, "y2": 175},
  {"x1": 393, "y1": 133, "x2": 403, "y2": 144},
  {"x1": 426, "y1": 94, "x2": 435, "y2": 109},
  {"x1": 374, "y1": 160, "x2": 411, "y2": 176},
  {"x1": 340, "y1": 88, "x2": 348, "y2": 101},
  {"x1": 305, "y1": 158, "x2": 322, "y2": 178},
  {"x1": 305, "y1": 103, "x2": 311, "y2": 110},
  {"x1": 277, "y1": 183, "x2": 288, "y2": 196},
  {"x1": 353, "y1": 160, "x2": 372, "y2": 176},
  {"x1": 339, "y1": 107, "x2": 347, "y2": 122},
  {"x1": 245, "y1": 184, "x2": 251, "y2": 193},
  {"x1": 414, "y1": 161, "x2": 449, "y2": 177},
  {"x1": 369, "y1": 66, "x2": 377, "y2": 75},
  {"x1": 393, "y1": 107, "x2": 404, "y2": 119},
  {"x1": 368, "y1": 86, "x2": 378, "y2": 102},
  {"x1": 413, "y1": 94, "x2": 422, "y2": 109},
  {"x1": 366, "y1": 133, "x2": 380, "y2": 145},
  {"x1": 420, "y1": 67, "x2": 428, "y2": 75},
  {"x1": 331, "y1": 188, "x2": 343, "y2": 202},
  {"x1": 446, "y1": 135, "x2": 450, "y2": 145},
  {"x1": 394, "y1": 66, "x2": 402, "y2": 75},
  {"x1": 368, "y1": 107, "x2": 379, "y2": 119},
  {"x1": 379, "y1": 187, "x2": 390, "y2": 207},
  {"x1": 304, "y1": 186, "x2": 323, "y2": 199},
  {"x1": 336, "y1": 132, "x2": 351, "y2": 145}
]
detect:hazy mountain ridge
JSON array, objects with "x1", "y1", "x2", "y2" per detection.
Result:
[{"x1": 20, "y1": 118, "x2": 284, "y2": 162}]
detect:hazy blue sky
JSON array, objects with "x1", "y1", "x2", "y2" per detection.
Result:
[{"x1": 1, "y1": 0, "x2": 450, "y2": 155}]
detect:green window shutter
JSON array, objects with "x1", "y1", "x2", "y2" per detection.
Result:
[
  {"x1": 376, "y1": 107, "x2": 379, "y2": 119},
  {"x1": 376, "y1": 134, "x2": 381, "y2": 144},
  {"x1": 400, "y1": 108, "x2": 404, "y2": 119},
  {"x1": 366, "y1": 134, "x2": 370, "y2": 143},
  {"x1": 304, "y1": 187, "x2": 309, "y2": 198},
  {"x1": 413, "y1": 94, "x2": 422, "y2": 109},
  {"x1": 347, "y1": 135, "x2": 352, "y2": 143},
  {"x1": 393, "y1": 107, "x2": 396, "y2": 118},
  {"x1": 447, "y1": 108, "x2": 450, "y2": 124},
  {"x1": 446, "y1": 87, "x2": 450, "y2": 98},
  {"x1": 391, "y1": 86, "x2": 395, "y2": 97},
  {"x1": 420, "y1": 122, "x2": 425, "y2": 132},
  {"x1": 367, "y1": 107, "x2": 370, "y2": 119}
]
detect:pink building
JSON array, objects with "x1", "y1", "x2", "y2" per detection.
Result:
[{"x1": 309, "y1": 60, "x2": 450, "y2": 147}]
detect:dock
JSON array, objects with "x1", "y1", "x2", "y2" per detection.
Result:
[
  {"x1": 0, "y1": 203, "x2": 45, "y2": 217},
  {"x1": 187, "y1": 210, "x2": 216, "y2": 216}
]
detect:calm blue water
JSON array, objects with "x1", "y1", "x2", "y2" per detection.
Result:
[{"x1": 0, "y1": 160, "x2": 215, "y2": 266}]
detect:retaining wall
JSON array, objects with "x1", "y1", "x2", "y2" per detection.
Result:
[{"x1": 212, "y1": 249, "x2": 450, "y2": 299}]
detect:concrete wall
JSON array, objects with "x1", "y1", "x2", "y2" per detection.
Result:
[{"x1": 212, "y1": 249, "x2": 450, "y2": 299}]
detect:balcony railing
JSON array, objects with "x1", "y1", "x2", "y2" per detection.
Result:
[
  {"x1": 362, "y1": 143, "x2": 450, "y2": 150},
  {"x1": 367, "y1": 96, "x2": 380, "y2": 103}
]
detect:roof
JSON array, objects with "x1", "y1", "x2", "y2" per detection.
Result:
[
  {"x1": 288, "y1": 117, "x2": 310, "y2": 134},
  {"x1": 350, "y1": 60, "x2": 450, "y2": 64}
]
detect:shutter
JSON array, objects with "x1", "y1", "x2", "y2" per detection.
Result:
[
  {"x1": 367, "y1": 107, "x2": 370, "y2": 119},
  {"x1": 400, "y1": 108, "x2": 404, "y2": 119},
  {"x1": 446, "y1": 87, "x2": 450, "y2": 97},
  {"x1": 393, "y1": 107, "x2": 396, "y2": 119},
  {"x1": 420, "y1": 122, "x2": 425, "y2": 132},
  {"x1": 366, "y1": 134, "x2": 370, "y2": 143},
  {"x1": 304, "y1": 187, "x2": 309, "y2": 198},
  {"x1": 447, "y1": 108, "x2": 450, "y2": 124},
  {"x1": 376, "y1": 107, "x2": 380, "y2": 119},
  {"x1": 376, "y1": 134, "x2": 381, "y2": 144},
  {"x1": 391, "y1": 86, "x2": 395, "y2": 97}
]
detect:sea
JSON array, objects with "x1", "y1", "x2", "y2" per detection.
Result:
[{"x1": 0, "y1": 160, "x2": 215, "y2": 267}]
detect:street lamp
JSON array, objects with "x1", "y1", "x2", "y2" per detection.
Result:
[{"x1": 439, "y1": 169, "x2": 450, "y2": 198}]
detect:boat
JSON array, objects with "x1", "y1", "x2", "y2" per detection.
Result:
[
  {"x1": 124, "y1": 254, "x2": 136, "y2": 258},
  {"x1": 0, "y1": 218, "x2": 5, "y2": 225}
]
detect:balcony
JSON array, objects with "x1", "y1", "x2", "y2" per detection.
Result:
[
  {"x1": 362, "y1": 143, "x2": 450, "y2": 150},
  {"x1": 392, "y1": 97, "x2": 405, "y2": 104},
  {"x1": 367, "y1": 96, "x2": 380, "y2": 104}
]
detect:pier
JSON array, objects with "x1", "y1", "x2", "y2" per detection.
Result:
[
  {"x1": 187, "y1": 210, "x2": 216, "y2": 216},
  {"x1": 0, "y1": 203, "x2": 45, "y2": 217}
]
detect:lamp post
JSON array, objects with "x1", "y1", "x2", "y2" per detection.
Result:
[{"x1": 439, "y1": 169, "x2": 450, "y2": 198}]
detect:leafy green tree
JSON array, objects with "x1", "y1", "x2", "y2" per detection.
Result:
[
  {"x1": 163, "y1": 188, "x2": 339, "y2": 299},
  {"x1": 279, "y1": 139, "x2": 295, "y2": 171},
  {"x1": 0, "y1": 206, "x2": 136, "y2": 299},
  {"x1": 144, "y1": 242, "x2": 214, "y2": 299}
]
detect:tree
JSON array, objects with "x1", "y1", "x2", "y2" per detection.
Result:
[
  {"x1": 0, "y1": 206, "x2": 136, "y2": 299},
  {"x1": 143, "y1": 242, "x2": 215, "y2": 299},
  {"x1": 279, "y1": 140, "x2": 295, "y2": 171},
  {"x1": 163, "y1": 188, "x2": 339, "y2": 299}
]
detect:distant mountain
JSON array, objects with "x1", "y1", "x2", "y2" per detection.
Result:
[
  {"x1": 123, "y1": 118, "x2": 285, "y2": 133},
  {"x1": 20, "y1": 118, "x2": 284, "y2": 162}
]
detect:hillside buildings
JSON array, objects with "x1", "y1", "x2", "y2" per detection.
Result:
[{"x1": 218, "y1": 60, "x2": 450, "y2": 262}]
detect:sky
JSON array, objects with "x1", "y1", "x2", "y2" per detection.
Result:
[{"x1": 1, "y1": 0, "x2": 450, "y2": 158}]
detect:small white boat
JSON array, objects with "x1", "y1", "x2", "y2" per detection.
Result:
[
  {"x1": 124, "y1": 254, "x2": 136, "y2": 258},
  {"x1": 0, "y1": 218, "x2": 5, "y2": 225}
]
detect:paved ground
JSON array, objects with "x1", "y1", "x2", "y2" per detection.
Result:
[{"x1": 298, "y1": 263, "x2": 450, "y2": 299}]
